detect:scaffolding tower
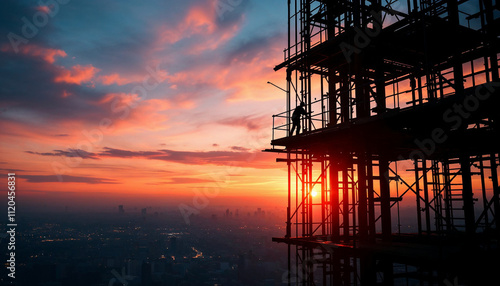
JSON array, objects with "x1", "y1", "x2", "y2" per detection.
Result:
[{"x1": 266, "y1": 0, "x2": 500, "y2": 285}]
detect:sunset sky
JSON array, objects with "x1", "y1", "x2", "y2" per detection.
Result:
[{"x1": 0, "y1": 0, "x2": 291, "y2": 210}]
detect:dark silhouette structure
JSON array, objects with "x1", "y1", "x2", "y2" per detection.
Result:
[
  {"x1": 291, "y1": 102, "x2": 308, "y2": 135},
  {"x1": 266, "y1": 0, "x2": 499, "y2": 285}
]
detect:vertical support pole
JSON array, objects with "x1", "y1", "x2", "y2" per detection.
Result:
[
  {"x1": 328, "y1": 69, "x2": 337, "y2": 126},
  {"x1": 415, "y1": 159, "x2": 422, "y2": 235},
  {"x1": 460, "y1": 155, "x2": 476, "y2": 235},
  {"x1": 379, "y1": 158, "x2": 392, "y2": 241},
  {"x1": 490, "y1": 153, "x2": 500, "y2": 230},
  {"x1": 443, "y1": 160, "x2": 452, "y2": 231},
  {"x1": 287, "y1": 69, "x2": 292, "y2": 137},
  {"x1": 340, "y1": 72, "x2": 350, "y2": 123},
  {"x1": 358, "y1": 153, "x2": 368, "y2": 242},
  {"x1": 351, "y1": 166, "x2": 357, "y2": 242},
  {"x1": 343, "y1": 256, "x2": 351, "y2": 285},
  {"x1": 355, "y1": 72, "x2": 369, "y2": 119},
  {"x1": 422, "y1": 160, "x2": 431, "y2": 233},
  {"x1": 304, "y1": 0, "x2": 312, "y2": 133},
  {"x1": 321, "y1": 159, "x2": 326, "y2": 235},
  {"x1": 309, "y1": 154, "x2": 314, "y2": 236},
  {"x1": 353, "y1": 0, "x2": 361, "y2": 27},
  {"x1": 373, "y1": 2, "x2": 385, "y2": 114},
  {"x1": 287, "y1": 244, "x2": 291, "y2": 286},
  {"x1": 332, "y1": 255, "x2": 341, "y2": 286},
  {"x1": 286, "y1": 0, "x2": 291, "y2": 136},
  {"x1": 302, "y1": 152, "x2": 306, "y2": 237},
  {"x1": 417, "y1": 76, "x2": 424, "y2": 105},
  {"x1": 367, "y1": 155, "x2": 376, "y2": 242},
  {"x1": 301, "y1": 247, "x2": 306, "y2": 286},
  {"x1": 360, "y1": 253, "x2": 376, "y2": 286},
  {"x1": 484, "y1": 0, "x2": 500, "y2": 229},
  {"x1": 326, "y1": 1, "x2": 337, "y2": 127},
  {"x1": 321, "y1": 248, "x2": 326, "y2": 286},
  {"x1": 435, "y1": 161, "x2": 444, "y2": 232},
  {"x1": 479, "y1": 156, "x2": 489, "y2": 230},
  {"x1": 287, "y1": 153, "x2": 292, "y2": 238},
  {"x1": 343, "y1": 155, "x2": 350, "y2": 240},
  {"x1": 330, "y1": 151, "x2": 340, "y2": 242},
  {"x1": 483, "y1": 0, "x2": 499, "y2": 81},
  {"x1": 294, "y1": 245, "x2": 299, "y2": 286},
  {"x1": 448, "y1": 0, "x2": 464, "y2": 97}
]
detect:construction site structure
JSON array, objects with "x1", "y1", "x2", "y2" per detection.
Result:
[{"x1": 265, "y1": 0, "x2": 500, "y2": 285}]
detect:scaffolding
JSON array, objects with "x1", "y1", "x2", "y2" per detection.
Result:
[{"x1": 266, "y1": 0, "x2": 500, "y2": 285}]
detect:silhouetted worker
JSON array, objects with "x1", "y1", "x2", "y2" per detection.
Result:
[{"x1": 290, "y1": 102, "x2": 307, "y2": 136}]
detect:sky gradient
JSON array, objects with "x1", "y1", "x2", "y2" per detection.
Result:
[{"x1": 0, "y1": 0, "x2": 290, "y2": 211}]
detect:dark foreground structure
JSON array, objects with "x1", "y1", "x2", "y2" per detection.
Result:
[{"x1": 266, "y1": 0, "x2": 500, "y2": 285}]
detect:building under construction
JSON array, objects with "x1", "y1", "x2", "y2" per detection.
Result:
[{"x1": 266, "y1": 0, "x2": 499, "y2": 285}]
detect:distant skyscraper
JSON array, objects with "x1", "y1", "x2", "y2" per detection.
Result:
[
  {"x1": 141, "y1": 208, "x2": 147, "y2": 215},
  {"x1": 118, "y1": 205, "x2": 124, "y2": 213},
  {"x1": 255, "y1": 208, "x2": 263, "y2": 217},
  {"x1": 141, "y1": 261, "x2": 152, "y2": 286}
]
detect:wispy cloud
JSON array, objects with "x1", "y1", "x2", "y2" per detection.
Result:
[
  {"x1": 27, "y1": 146, "x2": 277, "y2": 169},
  {"x1": 26, "y1": 149, "x2": 99, "y2": 159},
  {"x1": 218, "y1": 114, "x2": 269, "y2": 131},
  {"x1": 23, "y1": 174, "x2": 118, "y2": 184}
]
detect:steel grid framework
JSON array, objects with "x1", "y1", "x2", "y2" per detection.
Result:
[{"x1": 267, "y1": 0, "x2": 500, "y2": 285}]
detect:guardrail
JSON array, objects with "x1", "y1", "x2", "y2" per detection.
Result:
[{"x1": 271, "y1": 97, "x2": 329, "y2": 142}]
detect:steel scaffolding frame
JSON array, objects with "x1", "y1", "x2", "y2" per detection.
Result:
[{"x1": 266, "y1": 0, "x2": 500, "y2": 285}]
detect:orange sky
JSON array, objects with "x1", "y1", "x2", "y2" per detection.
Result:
[
  {"x1": 1, "y1": 1, "x2": 494, "y2": 214},
  {"x1": 0, "y1": 0, "x2": 291, "y2": 211}
]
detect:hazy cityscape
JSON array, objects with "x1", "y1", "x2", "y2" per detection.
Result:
[{"x1": 1, "y1": 206, "x2": 288, "y2": 286}]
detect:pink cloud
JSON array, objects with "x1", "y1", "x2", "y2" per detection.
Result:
[
  {"x1": 62, "y1": 90, "x2": 72, "y2": 98},
  {"x1": 98, "y1": 73, "x2": 143, "y2": 86},
  {"x1": 92, "y1": 147, "x2": 278, "y2": 169},
  {"x1": 54, "y1": 64, "x2": 100, "y2": 85},
  {"x1": 162, "y1": 36, "x2": 285, "y2": 102},
  {"x1": 169, "y1": 93, "x2": 198, "y2": 109},
  {"x1": 0, "y1": 43, "x2": 102, "y2": 88},
  {"x1": 0, "y1": 119, "x2": 81, "y2": 145},
  {"x1": 36, "y1": 6, "x2": 51, "y2": 13},
  {"x1": 98, "y1": 92, "x2": 141, "y2": 107},
  {"x1": 158, "y1": 3, "x2": 216, "y2": 44},
  {"x1": 156, "y1": 1, "x2": 241, "y2": 53},
  {"x1": 218, "y1": 114, "x2": 269, "y2": 131},
  {"x1": 0, "y1": 43, "x2": 67, "y2": 63},
  {"x1": 185, "y1": 5, "x2": 217, "y2": 34},
  {"x1": 96, "y1": 93, "x2": 171, "y2": 131}
]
